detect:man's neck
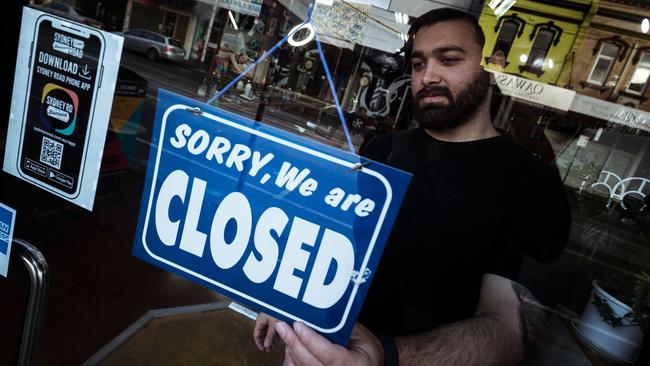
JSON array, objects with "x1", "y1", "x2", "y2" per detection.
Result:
[{"x1": 424, "y1": 105, "x2": 499, "y2": 142}]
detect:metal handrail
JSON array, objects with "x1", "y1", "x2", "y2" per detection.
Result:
[{"x1": 12, "y1": 238, "x2": 49, "y2": 366}]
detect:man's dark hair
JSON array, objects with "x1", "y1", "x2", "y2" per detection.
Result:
[{"x1": 403, "y1": 8, "x2": 486, "y2": 60}]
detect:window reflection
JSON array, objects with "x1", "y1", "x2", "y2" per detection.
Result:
[
  {"x1": 7, "y1": 0, "x2": 650, "y2": 364},
  {"x1": 588, "y1": 43, "x2": 620, "y2": 86},
  {"x1": 526, "y1": 28, "x2": 555, "y2": 74},
  {"x1": 495, "y1": 20, "x2": 518, "y2": 58},
  {"x1": 627, "y1": 51, "x2": 650, "y2": 94}
]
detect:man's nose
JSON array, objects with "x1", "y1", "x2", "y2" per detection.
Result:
[{"x1": 421, "y1": 64, "x2": 442, "y2": 86}]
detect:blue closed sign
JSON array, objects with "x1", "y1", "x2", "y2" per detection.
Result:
[{"x1": 132, "y1": 90, "x2": 411, "y2": 344}]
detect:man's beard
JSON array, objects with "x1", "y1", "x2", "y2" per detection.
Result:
[{"x1": 413, "y1": 70, "x2": 491, "y2": 131}]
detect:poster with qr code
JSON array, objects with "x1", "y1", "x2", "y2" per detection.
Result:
[{"x1": 3, "y1": 7, "x2": 123, "y2": 211}]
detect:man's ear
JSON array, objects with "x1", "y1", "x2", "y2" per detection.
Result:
[{"x1": 489, "y1": 50, "x2": 506, "y2": 69}]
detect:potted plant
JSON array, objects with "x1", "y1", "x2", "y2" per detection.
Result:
[{"x1": 574, "y1": 272, "x2": 649, "y2": 364}]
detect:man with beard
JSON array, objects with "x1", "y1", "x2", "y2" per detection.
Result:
[{"x1": 253, "y1": 8, "x2": 570, "y2": 365}]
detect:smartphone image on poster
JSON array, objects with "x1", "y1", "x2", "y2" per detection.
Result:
[{"x1": 17, "y1": 13, "x2": 105, "y2": 198}]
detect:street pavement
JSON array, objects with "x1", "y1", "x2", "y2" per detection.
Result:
[{"x1": 118, "y1": 49, "x2": 204, "y2": 99}]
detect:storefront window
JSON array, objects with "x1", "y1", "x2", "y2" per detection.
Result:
[{"x1": 3, "y1": 1, "x2": 650, "y2": 365}]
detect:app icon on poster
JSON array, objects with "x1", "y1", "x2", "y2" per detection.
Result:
[{"x1": 41, "y1": 83, "x2": 78, "y2": 136}]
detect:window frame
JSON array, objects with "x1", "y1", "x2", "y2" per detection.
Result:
[
  {"x1": 492, "y1": 20, "x2": 519, "y2": 60},
  {"x1": 626, "y1": 50, "x2": 650, "y2": 95},
  {"x1": 487, "y1": 14, "x2": 526, "y2": 65},
  {"x1": 126, "y1": 29, "x2": 142, "y2": 37},
  {"x1": 518, "y1": 21, "x2": 563, "y2": 77},
  {"x1": 525, "y1": 28, "x2": 556, "y2": 74},
  {"x1": 587, "y1": 42, "x2": 621, "y2": 86}
]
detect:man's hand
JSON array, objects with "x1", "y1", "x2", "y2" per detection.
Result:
[
  {"x1": 254, "y1": 312, "x2": 280, "y2": 353},
  {"x1": 274, "y1": 321, "x2": 384, "y2": 366}
]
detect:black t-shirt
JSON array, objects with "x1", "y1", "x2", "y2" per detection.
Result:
[{"x1": 358, "y1": 128, "x2": 571, "y2": 336}]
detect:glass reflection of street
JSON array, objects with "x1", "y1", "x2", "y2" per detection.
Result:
[{"x1": 119, "y1": 49, "x2": 361, "y2": 165}]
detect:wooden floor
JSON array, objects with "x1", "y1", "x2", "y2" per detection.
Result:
[{"x1": 93, "y1": 304, "x2": 284, "y2": 366}]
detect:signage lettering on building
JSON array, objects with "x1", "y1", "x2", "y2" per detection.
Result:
[
  {"x1": 570, "y1": 94, "x2": 650, "y2": 133},
  {"x1": 490, "y1": 70, "x2": 576, "y2": 111},
  {"x1": 220, "y1": 0, "x2": 262, "y2": 17},
  {"x1": 488, "y1": 71, "x2": 650, "y2": 131},
  {"x1": 132, "y1": 90, "x2": 411, "y2": 345}
]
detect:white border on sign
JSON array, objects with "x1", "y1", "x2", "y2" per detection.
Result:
[{"x1": 141, "y1": 104, "x2": 393, "y2": 333}]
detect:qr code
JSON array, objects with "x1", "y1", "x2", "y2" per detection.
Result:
[{"x1": 40, "y1": 136, "x2": 64, "y2": 170}]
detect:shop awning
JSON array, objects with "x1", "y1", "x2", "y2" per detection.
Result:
[
  {"x1": 318, "y1": 34, "x2": 355, "y2": 50},
  {"x1": 196, "y1": 0, "x2": 477, "y2": 54},
  {"x1": 492, "y1": 70, "x2": 650, "y2": 133},
  {"x1": 196, "y1": 0, "x2": 263, "y2": 17},
  {"x1": 273, "y1": 0, "x2": 473, "y2": 54},
  {"x1": 571, "y1": 94, "x2": 650, "y2": 133},
  {"x1": 490, "y1": 71, "x2": 576, "y2": 112}
]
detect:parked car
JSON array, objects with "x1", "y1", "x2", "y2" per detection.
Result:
[
  {"x1": 33, "y1": 2, "x2": 104, "y2": 29},
  {"x1": 114, "y1": 29, "x2": 186, "y2": 62},
  {"x1": 317, "y1": 105, "x2": 366, "y2": 137}
]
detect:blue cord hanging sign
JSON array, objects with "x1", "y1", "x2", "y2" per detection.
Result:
[{"x1": 132, "y1": 90, "x2": 411, "y2": 345}]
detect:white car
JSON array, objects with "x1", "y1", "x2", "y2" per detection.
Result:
[{"x1": 114, "y1": 29, "x2": 187, "y2": 62}]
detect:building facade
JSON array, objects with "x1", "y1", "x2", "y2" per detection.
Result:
[
  {"x1": 479, "y1": 0, "x2": 599, "y2": 85},
  {"x1": 564, "y1": 0, "x2": 650, "y2": 111}
]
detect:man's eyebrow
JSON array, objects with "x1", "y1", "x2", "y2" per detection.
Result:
[
  {"x1": 411, "y1": 51, "x2": 425, "y2": 59},
  {"x1": 411, "y1": 46, "x2": 466, "y2": 59},
  {"x1": 433, "y1": 46, "x2": 466, "y2": 55}
]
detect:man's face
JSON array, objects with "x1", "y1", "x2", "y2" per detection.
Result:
[{"x1": 410, "y1": 20, "x2": 490, "y2": 131}]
